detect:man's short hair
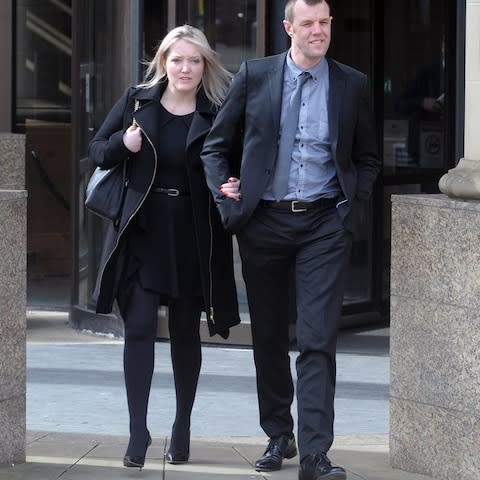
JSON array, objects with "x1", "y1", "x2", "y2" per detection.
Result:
[{"x1": 285, "y1": 0, "x2": 332, "y2": 23}]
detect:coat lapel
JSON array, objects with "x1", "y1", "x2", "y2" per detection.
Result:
[
  {"x1": 327, "y1": 59, "x2": 345, "y2": 160},
  {"x1": 131, "y1": 83, "x2": 172, "y2": 136},
  {"x1": 186, "y1": 113, "x2": 212, "y2": 150},
  {"x1": 186, "y1": 89, "x2": 215, "y2": 150}
]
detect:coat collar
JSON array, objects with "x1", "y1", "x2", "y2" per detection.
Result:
[{"x1": 131, "y1": 81, "x2": 215, "y2": 153}]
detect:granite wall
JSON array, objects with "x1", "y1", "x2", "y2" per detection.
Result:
[
  {"x1": 0, "y1": 133, "x2": 25, "y2": 190},
  {"x1": 0, "y1": 133, "x2": 27, "y2": 465},
  {"x1": 390, "y1": 194, "x2": 480, "y2": 480}
]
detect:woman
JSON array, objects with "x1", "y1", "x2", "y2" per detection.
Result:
[{"x1": 88, "y1": 25, "x2": 240, "y2": 469}]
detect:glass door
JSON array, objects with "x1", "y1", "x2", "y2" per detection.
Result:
[
  {"x1": 327, "y1": 0, "x2": 378, "y2": 322},
  {"x1": 381, "y1": 0, "x2": 455, "y2": 306},
  {"x1": 71, "y1": 0, "x2": 99, "y2": 320},
  {"x1": 71, "y1": 0, "x2": 141, "y2": 332},
  {"x1": 15, "y1": 0, "x2": 73, "y2": 307}
]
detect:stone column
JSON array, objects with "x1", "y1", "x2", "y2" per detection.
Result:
[
  {"x1": 0, "y1": 191, "x2": 27, "y2": 465},
  {"x1": 389, "y1": 194, "x2": 480, "y2": 480},
  {"x1": 0, "y1": 133, "x2": 27, "y2": 465},
  {"x1": 439, "y1": 0, "x2": 480, "y2": 198}
]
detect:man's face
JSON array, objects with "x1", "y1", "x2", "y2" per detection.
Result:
[{"x1": 283, "y1": 0, "x2": 332, "y2": 69}]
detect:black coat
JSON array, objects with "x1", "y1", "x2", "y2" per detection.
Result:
[{"x1": 88, "y1": 83, "x2": 240, "y2": 337}]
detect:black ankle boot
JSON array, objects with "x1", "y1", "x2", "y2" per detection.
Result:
[{"x1": 123, "y1": 432, "x2": 152, "y2": 469}]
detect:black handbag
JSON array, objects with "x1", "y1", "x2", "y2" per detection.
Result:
[
  {"x1": 85, "y1": 99, "x2": 139, "y2": 222},
  {"x1": 85, "y1": 160, "x2": 127, "y2": 221}
]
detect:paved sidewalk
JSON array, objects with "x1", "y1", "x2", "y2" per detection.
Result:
[
  {"x1": 1, "y1": 431, "x2": 434, "y2": 480},
  {"x1": 0, "y1": 311, "x2": 437, "y2": 479}
]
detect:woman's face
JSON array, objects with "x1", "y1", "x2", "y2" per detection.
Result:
[{"x1": 164, "y1": 39, "x2": 205, "y2": 95}]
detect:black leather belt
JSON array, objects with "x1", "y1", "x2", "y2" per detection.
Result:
[
  {"x1": 151, "y1": 187, "x2": 190, "y2": 196},
  {"x1": 260, "y1": 197, "x2": 338, "y2": 213}
]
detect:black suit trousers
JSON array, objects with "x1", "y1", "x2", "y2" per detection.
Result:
[{"x1": 236, "y1": 203, "x2": 352, "y2": 457}]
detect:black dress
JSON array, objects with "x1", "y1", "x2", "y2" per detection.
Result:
[{"x1": 125, "y1": 102, "x2": 202, "y2": 302}]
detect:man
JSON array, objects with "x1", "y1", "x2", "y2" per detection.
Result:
[{"x1": 201, "y1": 0, "x2": 380, "y2": 478}]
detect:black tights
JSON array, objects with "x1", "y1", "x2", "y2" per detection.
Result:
[{"x1": 122, "y1": 281, "x2": 202, "y2": 456}]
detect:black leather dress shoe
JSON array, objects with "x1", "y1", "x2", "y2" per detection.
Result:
[
  {"x1": 299, "y1": 453, "x2": 346, "y2": 480},
  {"x1": 166, "y1": 450, "x2": 189, "y2": 464},
  {"x1": 123, "y1": 433, "x2": 152, "y2": 469},
  {"x1": 255, "y1": 434, "x2": 297, "y2": 472}
]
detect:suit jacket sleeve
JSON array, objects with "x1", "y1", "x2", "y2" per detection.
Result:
[
  {"x1": 353, "y1": 76, "x2": 381, "y2": 202},
  {"x1": 201, "y1": 63, "x2": 246, "y2": 225}
]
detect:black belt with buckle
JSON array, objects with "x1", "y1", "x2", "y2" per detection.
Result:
[
  {"x1": 151, "y1": 187, "x2": 190, "y2": 196},
  {"x1": 260, "y1": 197, "x2": 338, "y2": 213}
]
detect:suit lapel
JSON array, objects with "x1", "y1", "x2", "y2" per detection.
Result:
[
  {"x1": 267, "y1": 53, "x2": 288, "y2": 140},
  {"x1": 327, "y1": 59, "x2": 345, "y2": 160}
]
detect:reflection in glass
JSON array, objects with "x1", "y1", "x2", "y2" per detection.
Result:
[
  {"x1": 16, "y1": 0, "x2": 72, "y2": 127},
  {"x1": 176, "y1": 0, "x2": 257, "y2": 73},
  {"x1": 384, "y1": 0, "x2": 446, "y2": 173},
  {"x1": 213, "y1": 1, "x2": 257, "y2": 72}
]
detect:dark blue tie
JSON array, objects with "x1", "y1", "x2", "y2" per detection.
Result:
[{"x1": 272, "y1": 71, "x2": 311, "y2": 201}]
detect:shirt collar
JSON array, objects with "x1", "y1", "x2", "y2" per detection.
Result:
[{"x1": 286, "y1": 49, "x2": 327, "y2": 83}]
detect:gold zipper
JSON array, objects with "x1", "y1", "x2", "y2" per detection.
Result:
[
  {"x1": 97, "y1": 109, "x2": 158, "y2": 293},
  {"x1": 208, "y1": 194, "x2": 215, "y2": 325}
]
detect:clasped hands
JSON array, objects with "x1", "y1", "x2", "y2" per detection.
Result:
[{"x1": 220, "y1": 177, "x2": 241, "y2": 201}]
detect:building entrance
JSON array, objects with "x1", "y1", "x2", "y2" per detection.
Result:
[{"x1": 66, "y1": 0, "x2": 460, "y2": 340}]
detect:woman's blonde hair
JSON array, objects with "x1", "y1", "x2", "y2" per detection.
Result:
[{"x1": 138, "y1": 25, "x2": 232, "y2": 107}]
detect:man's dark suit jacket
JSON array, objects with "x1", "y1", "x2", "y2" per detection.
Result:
[{"x1": 201, "y1": 51, "x2": 381, "y2": 234}]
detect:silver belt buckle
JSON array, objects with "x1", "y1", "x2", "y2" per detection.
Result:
[
  {"x1": 291, "y1": 200, "x2": 307, "y2": 213},
  {"x1": 167, "y1": 188, "x2": 180, "y2": 196}
]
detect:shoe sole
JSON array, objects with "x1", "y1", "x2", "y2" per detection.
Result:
[
  {"x1": 166, "y1": 460, "x2": 189, "y2": 465},
  {"x1": 255, "y1": 465, "x2": 282, "y2": 472},
  {"x1": 123, "y1": 461, "x2": 144, "y2": 468},
  {"x1": 299, "y1": 472, "x2": 346, "y2": 480}
]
